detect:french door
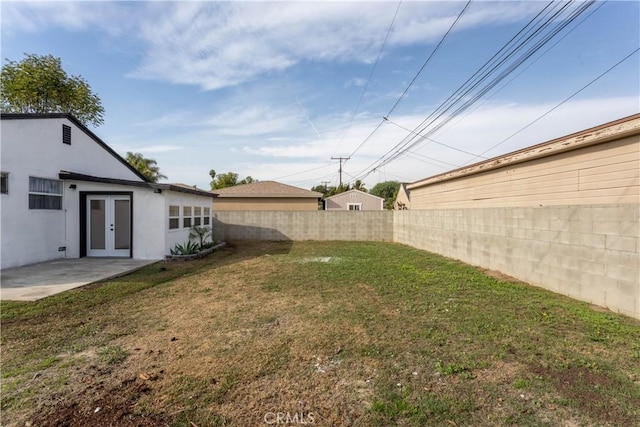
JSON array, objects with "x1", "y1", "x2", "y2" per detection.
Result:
[{"x1": 86, "y1": 195, "x2": 131, "y2": 257}]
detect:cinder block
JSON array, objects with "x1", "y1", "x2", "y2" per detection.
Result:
[
  {"x1": 618, "y1": 280, "x2": 639, "y2": 298},
  {"x1": 593, "y1": 220, "x2": 624, "y2": 235},
  {"x1": 579, "y1": 259, "x2": 606, "y2": 276},
  {"x1": 613, "y1": 294, "x2": 637, "y2": 317},
  {"x1": 605, "y1": 235, "x2": 638, "y2": 252},
  {"x1": 549, "y1": 219, "x2": 569, "y2": 231},
  {"x1": 579, "y1": 233, "x2": 606, "y2": 249},
  {"x1": 620, "y1": 220, "x2": 640, "y2": 237},
  {"x1": 607, "y1": 264, "x2": 640, "y2": 282},
  {"x1": 568, "y1": 220, "x2": 593, "y2": 234}
]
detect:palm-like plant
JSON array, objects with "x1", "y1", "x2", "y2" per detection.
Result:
[
  {"x1": 126, "y1": 152, "x2": 167, "y2": 183},
  {"x1": 352, "y1": 179, "x2": 367, "y2": 192}
]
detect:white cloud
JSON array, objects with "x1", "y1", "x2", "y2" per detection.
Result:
[
  {"x1": 1, "y1": 2, "x2": 130, "y2": 36},
  {"x1": 344, "y1": 78, "x2": 367, "y2": 88},
  {"x1": 123, "y1": 1, "x2": 541, "y2": 90},
  {"x1": 3, "y1": 1, "x2": 545, "y2": 90},
  {"x1": 201, "y1": 104, "x2": 307, "y2": 136}
]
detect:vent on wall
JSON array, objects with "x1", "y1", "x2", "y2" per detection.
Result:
[{"x1": 62, "y1": 124, "x2": 71, "y2": 145}]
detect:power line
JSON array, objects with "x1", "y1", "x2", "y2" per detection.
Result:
[
  {"x1": 386, "y1": 0, "x2": 473, "y2": 118},
  {"x1": 382, "y1": 117, "x2": 488, "y2": 159},
  {"x1": 346, "y1": 0, "x2": 473, "y2": 159},
  {"x1": 370, "y1": 1, "x2": 573, "y2": 170},
  {"x1": 353, "y1": 0, "x2": 598, "y2": 180},
  {"x1": 270, "y1": 162, "x2": 334, "y2": 181},
  {"x1": 439, "y1": 0, "x2": 608, "y2": 137},
  {"x1": 468, "y1": 47, "x2": 640, "y2": 162},
  {"x1": 331, "y1": 156, "x2": 350, "y2": 186},
  {"x1": 333, "y1": 0, "x2": 403, "y2": 156}
]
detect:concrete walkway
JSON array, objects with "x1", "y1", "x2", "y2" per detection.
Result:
[{"x1": 0, "y1": 258, "x2": 160, "y2": 301}]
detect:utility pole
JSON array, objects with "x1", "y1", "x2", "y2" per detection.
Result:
[
  {"x1": 331, "y1": 157, "x2": 350, "y2": 187},
  {"x1": 321, "y1": 181, "x2": 331, "y2": 192}
]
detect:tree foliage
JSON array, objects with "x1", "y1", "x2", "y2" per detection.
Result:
[
  {"x1": 370, "y1": 180, "x2": 401, "y2": 210},
  {"x1": 351, "y1": 180, "x2": 367, "y2": 192},
  {"x1": 209, "y1": 170, "x2": 257, "y2": 190},
  {"x1": 126, "y1": 152, "x2": 167, "y2": 183},
  {"x1": 311, "y1": 183, "x2": 350, "y2": 198},
  {"x1": 311, "y1": 180, "x2": 367, "y2": 198},
  {"x1": 1, "y1": 53, "x2": 105, "y2": 127}
]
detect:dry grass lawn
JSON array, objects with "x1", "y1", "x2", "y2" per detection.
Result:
[{"x1": 2, "y1": 241, "x2": 639, "y2": 426}]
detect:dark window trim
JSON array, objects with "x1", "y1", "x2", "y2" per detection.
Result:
[
  {"x1": 28, "y1": 176, "x2": 63, "y2": 210},
  {"x1": 79, "y1": 191, "x2": 134, "y2": 258}
]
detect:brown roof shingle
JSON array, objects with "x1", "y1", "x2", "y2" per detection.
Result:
[{"x1": 213, "y1": 181, "x2": 322, "y2": 198}]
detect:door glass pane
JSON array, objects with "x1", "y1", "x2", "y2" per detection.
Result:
[
  {"x1": 90, "y1": 200, "x2": 106, "y2": 250},
  {"x1": 114, "y1": 200, "x2": 130, "y2": 250}
]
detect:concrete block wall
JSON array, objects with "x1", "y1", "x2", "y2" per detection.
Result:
[
  {"x1": 214, "y1": 210, "x2": 393, "y2": 242},
  {"x1": 394, "y1": 205, "x2": 640, "y2": 319}
]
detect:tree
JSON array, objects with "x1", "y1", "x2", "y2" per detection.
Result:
[
  {"x1": 209, "y1": 170, "x2": 257, "y2": 190},
  {"x1": 1, "y1": 53, "x2": 105, "y2": 127},
  {"x1": 311, "y1": 184, "x2": 331, "y2": 197},
  {"x1": 370, "y1": 180, "x2": 401, "y2": 210},
  {"x1": 311, "y1": 183, "x2": 351, "y2": 197},
  {"x1": 126, "y1": 152, "x2": 167, "y2": 183},
  {"x1": 352, "y1": 180, "x2": 367, "y2": 192}
]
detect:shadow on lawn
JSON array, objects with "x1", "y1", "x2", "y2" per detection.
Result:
[{"x1": 0, "y1": 239, "x2": 293, "y2": 323}]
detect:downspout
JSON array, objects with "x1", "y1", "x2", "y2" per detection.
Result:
[{"x1": 62, "y1": 180, "x2": 68, "y2": 258}]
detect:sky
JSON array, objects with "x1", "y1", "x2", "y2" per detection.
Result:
[{"x1": 2, "y1": 0, "x2": 639, "y2": 191}]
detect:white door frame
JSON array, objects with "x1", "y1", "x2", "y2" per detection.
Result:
[{"x1": 86, "y1": 194, "x2": 131, "y2": 257}]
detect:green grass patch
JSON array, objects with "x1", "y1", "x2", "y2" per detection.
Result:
[
  {"x1": 97, "y1": 345, "x2": 127, "y2": 365},
  {"x1": 2, "y1": 241, "x2": 639, "y2": 426}
]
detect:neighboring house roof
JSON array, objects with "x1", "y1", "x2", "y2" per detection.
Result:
[
  {"x1": 325, "y1": 189, "x2": 384, "y2": 201},
  {"x1": 407, "y1": 113, "x2": 640, "y2": 191},
  {"x1": 394, "y1": 183, "x2": 410, "y2": 209},
  {"x1": 1, "y1": 113, "x2": 150, "y2": 183},
  {"x1": 59, "y1": 171, "x2": 217, "y2": 198},
  {"x1": 213, "y1": 181, "x2": 322, "y2": 198}
]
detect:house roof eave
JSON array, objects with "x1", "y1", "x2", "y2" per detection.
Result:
[{"x1": 59, "y1": 171, "x2": 217, "y2": 198}]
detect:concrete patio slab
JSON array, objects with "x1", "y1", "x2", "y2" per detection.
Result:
[{"x1": 0, "y1": 258, "x2": 160, "y2": 301}]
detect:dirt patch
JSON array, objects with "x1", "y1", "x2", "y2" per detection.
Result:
[
  {"x1": 533, "y1": 364, "x2": 640, "y2": 426},
  {"x1": 26, "y1": 365, "x2": 169, "y2": 427},
  {"x1": 480, "y1": 268, "x2": 526, "y2": 284}
]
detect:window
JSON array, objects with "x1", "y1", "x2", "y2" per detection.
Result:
[
  {"x1": 183, "y1": 206, "x2": 192, "y2": 228},
  {"x1": 169, "y1": 205, "x2": 180, "y2": 229},
  {"x1": 1, "y1": 172, "x2": 8, "y2": 194},
  {"x1": 29, "y1": 177, "x2": 62, "y2": 209},
  {"x1": 203, "y1": 207, "x2": 210, "y2": 225},
  {"x1": 62, "y1": 124, "x2": 71, "y2": 145},
  {"x1": 194, "y1": 206, "x2": 202, "y2": 226},
  {"x1": 348, "y1": 203, "x2": 361, "y2": 211}
]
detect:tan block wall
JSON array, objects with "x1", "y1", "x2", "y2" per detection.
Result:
[
  {"x1": 212, "y1": 197, "x2": 320, "y2": 211},
  {"x1": 214, "y1": 210, "x2": 393, "y2": 241},
  {"x1": 211, "y1": 206, "x2": 640, "y2": 319},
  {"x1": 394, "y1": 205, "x2": 640, "y2": 319}
]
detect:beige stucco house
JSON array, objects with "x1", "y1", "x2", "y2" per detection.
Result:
[
  {"x1": 325, "y1": 189, "x2": 384, "y2": 210},
  {"x1": 406, "y1": 114, "x2": 639, "y2": 208},
  {"x1": 212, "y1": 181, "x2": 322, "y2": 211},
  {"x1": 393, "y1": 183, "x2": 411, "y2": 210}
]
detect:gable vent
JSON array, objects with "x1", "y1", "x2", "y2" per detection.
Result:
[{"x1": 62, "y1": 124, "x2": 71, "y2": 145}]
